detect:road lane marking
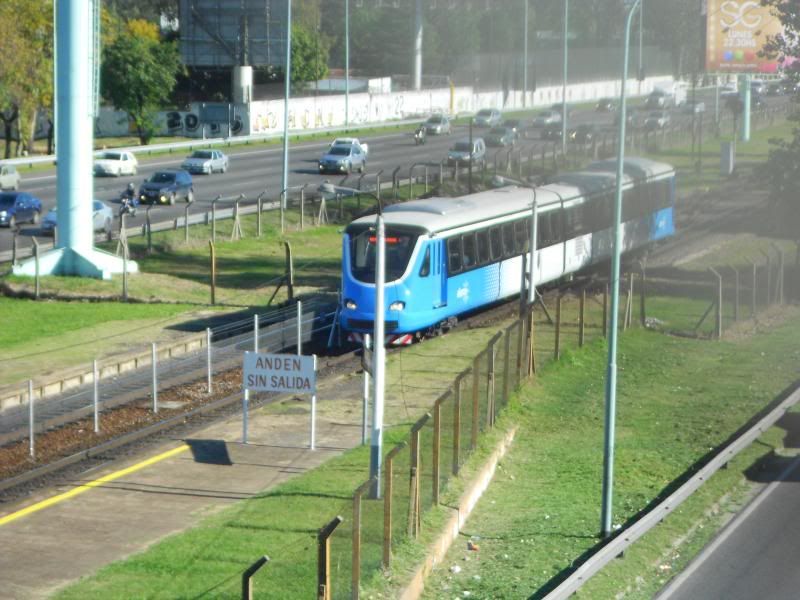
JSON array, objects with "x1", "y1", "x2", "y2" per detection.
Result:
[
  {"x1": 0, "y1": 444, "x2": 189, "y2": 527},
  {"x1": 656, "y1": 452, "x2": 800, "y2": 599}
]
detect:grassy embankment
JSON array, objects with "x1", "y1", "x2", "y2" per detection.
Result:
[{"x1": 46, "y1": 250, "x2": 800, "y2": 599}]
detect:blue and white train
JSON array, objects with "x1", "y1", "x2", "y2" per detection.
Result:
[{"x1": 340, "y1": 157, "x2": 676, "y2": 345}]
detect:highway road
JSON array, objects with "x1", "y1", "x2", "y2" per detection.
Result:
[
  {"x1": 1, "y1": 88, "x2": 776, "y2": 258},
  {"x1": 657, "y1": 452, "x2": 800, "y2": 600}
]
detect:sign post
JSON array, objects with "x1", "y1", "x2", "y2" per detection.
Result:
[{"x1": 243, "y1": 352, "x2": 318, "y2": 449}]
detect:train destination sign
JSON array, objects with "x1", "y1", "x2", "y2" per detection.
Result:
[{"x1": 243, "y1": 352, "x2": 317, "y2": 394}]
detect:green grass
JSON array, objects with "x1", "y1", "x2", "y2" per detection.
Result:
[
  {"x1": 0, "y1": 299, "x2": 225, "y2": 386},
  {"x1": 415, "y1": 306, "x2": 800, "y2": 599},
  {"x1": 51, "y1": 315, "x2": 516, "y2": 600}
]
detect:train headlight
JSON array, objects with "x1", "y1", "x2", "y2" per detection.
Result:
[
  {"x1": 389, "y1": 301, "x2": 405, "y2": 311},
  {"x1": 345, "y1": 299, "x2": 357, "y2": 310}
]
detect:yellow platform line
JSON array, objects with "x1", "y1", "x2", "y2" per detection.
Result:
[{"x1": 0, "y1": 444, "x2": 190, "y2": 527}]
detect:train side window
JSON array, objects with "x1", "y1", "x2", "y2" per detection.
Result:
[
  {"x1": 462, "y1": 233, "x2": 477, "y2": 269},
  {"x1": 502, "y1": 223, "x2": 514, "y2": 257},
  {"x1": 476, "y1": 229, "x2": 490, "y2": 264},
  {"x1": 538, "y1": 212, "x2": 553, "y2": 248},
  {"x1": 489, "y1": 227, "x2": 502, "y2": 260},
  {"x1": 419, "y1": 246, "x2": 431, "y2": 277},
  {"x1": 447, "y1": 237, "x2": 463, "y2": 274},
  {"x1": 514, "y1": 220, "x2": 528, "y2": 253}
]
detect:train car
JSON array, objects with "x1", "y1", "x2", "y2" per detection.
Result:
[{"x1": 340, "y1": 157, "x2": 675, "y2": 345}]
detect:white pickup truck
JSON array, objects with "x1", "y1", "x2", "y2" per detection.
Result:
[{"x1": 329, "y1": 137, "x2": 369, "y2": 156}]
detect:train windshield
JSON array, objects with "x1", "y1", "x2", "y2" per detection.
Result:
[{"x1": 349, "y1": 226, "x2": 419, "y2": 283}]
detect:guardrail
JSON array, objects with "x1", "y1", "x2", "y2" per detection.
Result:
[
  {"x1": 544, "y1": 383, "x2": 800, "y2": 599},
  {"x1": 0, "y1": 117, "x2": 431, "y2": 169}
]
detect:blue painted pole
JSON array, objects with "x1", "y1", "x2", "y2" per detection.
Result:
[
  {"x1": 602, "y1": 0, "x2": 641, "y2": 539},
  {"x1": 56, "y1": 0, "x2": 94, "y2": 253}
]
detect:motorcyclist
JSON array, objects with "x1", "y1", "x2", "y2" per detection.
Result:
[
  {"x1": 414, "y1": 124, "x2": 426, "y2": 145},
  {"x1": 119, "y1": 183, "x2": 137, "y2": 217}
]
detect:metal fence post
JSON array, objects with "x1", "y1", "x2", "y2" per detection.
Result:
[
  {"x1": 453, "y1": 375, "x2": 462, "y2": 475},
  {"x1": 579, "y1": 288, "x2": 586, "y2": 347},
  {"x1": 730, "y1": 265, "x2": 740, "y2": 322},
  {"x1": 710, "y1": 267, "x2": 723, "y2": 339},
  {"x1": 639, "y1": 261, "x2": 647, "y2": 327},
  {"x1": 93, "y1": 359, "x2": 100, "y2": 433},
  {"x1": 33, "y1": 239, "x2": 40, "y2": 300},
  {"x1": 151, "y1": 343, "x2": 158, "y2": 413},
  {"x1": 28, "y1": 379, "x2": 34, "y2": 460},
  {"x1": 762, "y1": 250, "x2": 772, "y2": 306},
  {"x1": 209, "y1": 240, "x2": 217, "y2": 305},
  {"x1": 487, "y1": 341, "x2": 496, "y2": 427},
  {"x1": 296, "y1": 300, "x2": 303, "y2": 354},
  {"x1": 257, "y1": 193, "x2": 263, "y2": 238},
  {"x1": 146, "y1": 206, "x2": 153, "y2": 254},
  {"x1": 211, "y1": 195, "x2": 219, "y2": 243},
  {"x1": 284, "y1": 241, "x2": 295, "y2": 301},
  {"x1": 362, "y1": 334, "x2": 370, "y2": 445},
  {"x1": 241, "y1": 556, "x2": 270, "y2": 600},
  {"x1": 554, "y1": 294, "x2": 562, "y2": 360},
  {"x1": 502, "y1": 328, "x2": 511, "y2": 403},
  {"x1": 471, "y1": 356, "x2": 480, "y2": 449},
  {"x1": 184, "y1": 202, "x2": 191, "y2": 243},
  {"x1": 300, "y1": 186, "x2": 306, "y2": 230},
  {"x1": 432, "y1": 396, "x2": 441, "y2": 505},
  {"x1": 317, "y1": 517, "x2": 342, "y2": 600},
  {"x1": 206, "y1": 327, "x2": 213, "y2": 394}
]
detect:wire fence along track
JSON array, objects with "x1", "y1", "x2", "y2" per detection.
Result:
[{"x1": 0, "y1": 299, "x2": 336, "y2": 446}]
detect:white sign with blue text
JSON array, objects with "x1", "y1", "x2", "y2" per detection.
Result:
[{"x1": 243, "y1": 352, "x2": 317, "y2": 394}]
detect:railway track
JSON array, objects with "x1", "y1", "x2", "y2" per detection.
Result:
[{"x1": 0, "y1": 173, "x2": 769, "y2": 499}]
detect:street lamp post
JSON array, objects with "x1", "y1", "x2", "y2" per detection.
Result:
[
  {"x1": 319, "y1": 183, "x2": 385, "y2": 498},
  {"x1": 561, "y1": 0, "x2": 569, "y2": 158},
  {"x1": 281, "y1": 0, "x2": 292, "y2": 208},
  {"x1": 602, "y1": 0, "x2": 641, "y2": 539},
  {"x1": 523, "y1": 0, "x2": 529, "y2": 108},
  {"x1": 345, "y1": 0, "x2": 350, "y2": 126}
]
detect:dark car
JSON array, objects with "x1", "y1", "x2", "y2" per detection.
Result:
[
  {"x1": 485, "y1": 126, "x2": 517, "y2": 148},
  {"x1": 138, "y1": 170, "x2": 194, "y2": 205},
  {"x1": 502, "y1": 119, "x2": 529, "y2": 138},
  {"x1": 569, "y1": 124, "x2": 597, "y2": 144},
  {"x1": 595, "y1": 97, "x2": 616, "y2": 112},
  {"x1": 0, "y1": 192, "x2": 42, "y2": 227},
  {"x1": 541, "y1": 122, "x2": 563, "y2": 141}
]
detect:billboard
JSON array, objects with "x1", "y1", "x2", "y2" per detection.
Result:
[
  {"x1": 705, "y1": 0, "x2": 785, "y2": 73},
  {"x1": 179, "y1": 0, "x2": 287, "y2": 68}
]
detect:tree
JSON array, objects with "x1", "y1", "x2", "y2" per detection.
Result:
[
  {"x1": 101, "y1": 31, "x2": 182, "y2": 144},
  {"x1": 0, "y1": 0, "x2": 53, "y2": 157},
  {"x1": 759, "y1": 1, "x2": 800, "y2": 206},
  {"x1": 290, "y1": 24, "x2": 330, "y2": 91}
]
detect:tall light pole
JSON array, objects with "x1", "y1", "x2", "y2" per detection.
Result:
[
  {"x1": 319, "y1": 183, "x2": 385, "y2": 498},
  {"x1": 602, "y1": 0, "x2": 641, "y2": 539},
  {"x1": 281, "y1": 0, "x2": 292, "y2": 203},
  {"x1": 637, "y1": 0, "x2": 644, "y2": 82},
  {"x1": 523, "y1": 0, "x2": 529, "y2": 108},
  {"x1": 345, "y1": 0, "x2": 350, "y2": 126},
  {"x1": 413, "y1": 0, "x2": 423, "y2": 91},
  {"x1": 561, "y1": 0, "x2": 569, "y2": 158}
]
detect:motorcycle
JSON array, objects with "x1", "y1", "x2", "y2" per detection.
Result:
[
  {"x1": 414, "y1": 126, "x2": 427, "y2": 145},
  {"x1": 118, "y1": 188, "x2": 138, "y2": 218}
]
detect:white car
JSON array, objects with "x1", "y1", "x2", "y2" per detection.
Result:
[
  {"x1": 41, "y1": 199, "x2": 114, "y2": 236},
  {"x1": 181, "y1": 149, "x2": 229, "y2": 174},
  {"x1": 330, "y1": 137, "x2": 369, "y2": 156},
  {"x1": 93, "y1": 151, "x2": 138, "y2": 177},
  {"x1": 0, "y1": 164, "x2": 20, "y2": 190}
]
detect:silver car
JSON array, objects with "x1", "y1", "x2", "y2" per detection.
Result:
[
  {"x1": 41, "y1": 199, "x2": 114, "y2": 236},
  {"x1": 318, "y1": 142, "x2": 367, "y2": 174},
  {"x1": 474, "y1": 108, "x2": 502, "y2": 127},
  {"x1": 0, "y1": 164, "x2": 20, "y2": 190},
  {"x1": 181, "y1": 150, "x2": 229, "y2": 174},
  {"x1": 424, "y1": 114, "x2": 452, "y2": 135}
]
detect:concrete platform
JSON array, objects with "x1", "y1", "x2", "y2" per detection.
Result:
[{"x1": 0, "y1": 372, "x2": 367, "y2": 599}]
